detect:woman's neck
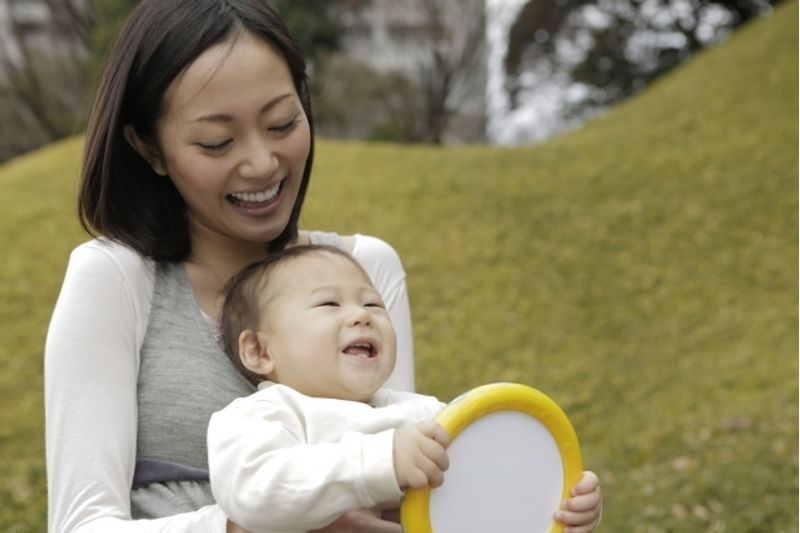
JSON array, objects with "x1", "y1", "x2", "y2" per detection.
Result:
[
  {"x1": 189, "y1": 240, "x2": 264, "y2": 285},
  {"x1": 185, "y1": 236, "x2": 265, "y2": 321},
  {"x1": 184, "y1": 228, "x2": 309, "y2": 320}
]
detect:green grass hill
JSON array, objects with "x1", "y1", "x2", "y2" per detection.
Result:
[{"x1": 0, "y1": 1, "x2": 796, "y2": 530}]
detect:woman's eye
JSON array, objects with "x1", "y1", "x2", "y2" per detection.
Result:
[
  {"x1": 197, "y1": 139, "x2": 232, "y2": 152},
  {"x1": 270, "y1": 115, "x2": 300, "y2": 134}
]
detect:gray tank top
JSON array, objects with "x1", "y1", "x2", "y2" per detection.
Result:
[{"x1": 131, "y1": 232, "x2": 344, "y2": 517}]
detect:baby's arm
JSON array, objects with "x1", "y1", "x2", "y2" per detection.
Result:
[
  {"x1": 392, "y1": 420, "x2": 450, "y2": 489},
  {"x1": 208, "y1": 399, "x2": 403, "y2": 532}
]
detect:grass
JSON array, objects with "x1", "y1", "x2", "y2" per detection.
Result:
[{"x1": 0, "y1": 1, "x2": 796, "y2": 531}]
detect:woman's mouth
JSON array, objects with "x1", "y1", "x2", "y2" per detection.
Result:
[{"x1": 227, "y1": 180, "x2": 283, "y2": 207}]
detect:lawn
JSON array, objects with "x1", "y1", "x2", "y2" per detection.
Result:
[{"x1": 0, "y1": 1, "x2": 796, "y2": 531}]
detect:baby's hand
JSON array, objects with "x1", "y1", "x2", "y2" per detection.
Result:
[
  {"x1": 392, "y1": 421, "x2": 450, "y2": 489},
  {"x1": 554, "y1": 470, "x2": 603, "y2": 532}
]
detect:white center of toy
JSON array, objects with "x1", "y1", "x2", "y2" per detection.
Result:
[{"x1": 428, "y1": 410, "x2": 563, "y2": 533}]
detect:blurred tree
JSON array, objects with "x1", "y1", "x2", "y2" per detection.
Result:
[
  {"x1": 414, "y1": 0, "x2": 487, "y2": 144},
  {"x1": 0, "y1": 0, "x2": 92, "y2": 161},
  {"x1": 314, "y1": 0, "x2": 487, "y2": 144},
  {"x1": 312, "y1": 53, "x2": 426, "y2": 142},
  {"x1": 270, "y1": 0, "x2": 351, "y2": 67},
  {"x1": 85, "y1": 0, "x2": 137, "y2": 87},
  {"x1": 504, "y1": 0, "x2": 780, "y2": 118}
]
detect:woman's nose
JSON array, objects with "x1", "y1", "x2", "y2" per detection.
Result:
[{"x1": 238, "y1": 138, "x2": 278, "y2": 179}]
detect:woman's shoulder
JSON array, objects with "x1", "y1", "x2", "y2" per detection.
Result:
[
  {"x1": 352, "y1": 233, "x2": 400, "y2": 259},
  {"x1": 305, "y1": 231, "x2": 404, "y2": 271},
  {"x1": 351, "y1": 233, "x2": 406, "y2": 282},
  {"x1": 66, "y1": 238, "x2": 156, "y2": 297},
  {"x1": 70, "y1": 237, "x2": 151, "y2": 267}
]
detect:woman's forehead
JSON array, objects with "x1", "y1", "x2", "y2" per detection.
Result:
[{"x1": 161, "y1": 31, "x2": 294, "y2": 118}]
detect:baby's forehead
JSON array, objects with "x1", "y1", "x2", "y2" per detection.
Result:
[
  {"x1": 288, "y1": 250, "x2": 367, "y2": 276},
  {"x1": 266, "y1": 250, "x2": 374, "y2": 294}
]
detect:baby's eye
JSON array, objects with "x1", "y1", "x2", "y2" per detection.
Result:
[
  {"x1": 317, "y1": 301, "x2": 339, "y2": 307},
  {"x1": 364, "y1": 302, "x2": 385, "y2": 309}
]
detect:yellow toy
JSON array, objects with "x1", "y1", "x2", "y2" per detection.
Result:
[{"x1": 400, "y1": 383, "x2": 583, "y2": 533}]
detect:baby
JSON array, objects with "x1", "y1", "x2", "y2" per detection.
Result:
[
  {"x1": 209, "y1": 245, "x2": 449, "y2": 532},
  {"x1": 209, "y1": 244, "x2": 602, "y2": 532}
]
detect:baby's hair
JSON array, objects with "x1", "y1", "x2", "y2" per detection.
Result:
[{"x1": 220, "y1": 244, "x2": 367, "y2": 385}]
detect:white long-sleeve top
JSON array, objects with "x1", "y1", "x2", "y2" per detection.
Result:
[
  {"x1": 44, "y1": 233, "x2": 415, "y2": 533},
  {"x1": 208, "y1": 383, "x2": 445, "y2": 533}
]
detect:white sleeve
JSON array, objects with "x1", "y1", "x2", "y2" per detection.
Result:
[
  {"x1": 44, "y1": 241, "x2": 227, "y2": 533},
  {"x1": 208, "y1": 399, "x2": 401, "y2": 532},
  {"x1": 352, "y1": 235, "x2": 415, "y2": 392}
]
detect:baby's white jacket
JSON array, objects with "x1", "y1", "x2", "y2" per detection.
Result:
[{"x1": 207, "y1": 382, "x2": 445, "y2": 532}]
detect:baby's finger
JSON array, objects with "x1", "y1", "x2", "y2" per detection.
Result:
[
  {"x1": 564, "y1": 489, "x2": 602, "y2": 513},
  {"x1": 415, "y1": 453, "x2": 446, "y2": 487},
  {"x1": 555, "y1": 507, "x2": 598, "y2": 525},
  {"x1": 555, "y1": 507, "x2": 601, "y2": 533},
  {"x1": 571, "y1": 470, "x2": 600, "y2": 495},
  {"x1": 404, "y1": 465, "x2": 432, "y2": 489},
  {"x1": 563, "y1": 523, "x2": 599, "y2": 533},
  {"x1": 418, "y1": 421, "x2": 451, "y2": 447},
  {"x1": 420, "y1": 438, "x2": 449, "y2": 471}
]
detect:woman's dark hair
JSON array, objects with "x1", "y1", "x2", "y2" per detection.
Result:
[
  {"x1": 79, "y1": 0, "x2": 314, "y2": 261},
  {"x1": 221, "y1": 244, "x2": 358, "y2": 385}
]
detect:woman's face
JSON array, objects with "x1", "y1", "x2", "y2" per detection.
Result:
[{"x1": 147, "y1": 31, "x2": 311, "y2": 250}]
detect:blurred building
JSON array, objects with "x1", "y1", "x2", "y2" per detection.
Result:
[{"x1": 334, "y1": 0, "x2": 487, "y2": 143}]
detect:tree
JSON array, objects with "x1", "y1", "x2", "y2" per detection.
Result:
[
  {"x1": 413, "y1": 0, "x2": 487, "y2": 143},
  {"x1": 269, "y1": 0, "x2": 350, "y2": 68},
  {"x1": 503, "y1": 0, "x2": 780, "y2": 128},
  {"x1": 0, "y1": 0, "x2": 92, "y2": 161},
  {"x1": 85, "y1": 0, "x2": 137, "y2": 85}
]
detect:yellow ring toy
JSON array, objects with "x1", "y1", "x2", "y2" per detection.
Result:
[{"x1": 400, "y1": 383, "x2": 583, "y2": 533}]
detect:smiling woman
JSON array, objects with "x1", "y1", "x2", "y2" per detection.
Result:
[{"x1": 44, "y1": 1, "x2": 417, "y2": 532}]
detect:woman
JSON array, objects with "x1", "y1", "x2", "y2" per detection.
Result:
[{"x1": 44, "y1": 1, "x2": 601, "y2": 531}]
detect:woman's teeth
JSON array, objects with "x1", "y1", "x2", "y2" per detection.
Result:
[{"x1": 228, "y1": 181, "x2": 281, "y2": 204}]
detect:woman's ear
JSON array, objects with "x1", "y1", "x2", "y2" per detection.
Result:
[
  {"x1": 123, "y1": 125, "x2": 167, "y2": 176},
  {"x1": 239, "y1": 329, "x2": 275, "y2": 379}
]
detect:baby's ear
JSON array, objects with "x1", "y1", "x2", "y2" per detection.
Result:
[{"x1": 238, "y1": 330, "x2": 274, "y2": 378}]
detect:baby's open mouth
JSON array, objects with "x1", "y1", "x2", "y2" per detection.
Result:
[{"x1": 343, "y1": 341, "x2": 377, "y2": 359}]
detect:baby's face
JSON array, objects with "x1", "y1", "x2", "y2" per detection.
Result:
[{"x1": 259, "y1": 251, "x2": 397, "y2": 402}]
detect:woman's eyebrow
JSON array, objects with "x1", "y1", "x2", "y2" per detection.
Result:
[{"x1": 191, "y1": 93, "x2": 294, "y2": 123}]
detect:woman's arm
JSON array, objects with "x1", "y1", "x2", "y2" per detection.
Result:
[
  {"x1": 351, "y1": 235, "x2": 414, "y2": 392},
  {"x1": 45, "y1": 241, "x2": 227, "y2": 533}
]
